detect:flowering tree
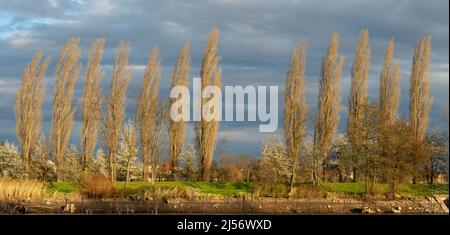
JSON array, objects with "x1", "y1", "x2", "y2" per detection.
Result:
[{"x1": 0, "y1": 141, "x2": 28, "y2": 179}]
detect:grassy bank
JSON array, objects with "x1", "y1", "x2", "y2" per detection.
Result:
[
  {"x1": 320, "y1": 182, "x2": 448, "y2": 197},
  {"x1": 46, "y1": 181, "x2": 254, "y2": 197},
  {"x1": 44, "y1": 181, "x2": 448, "y2": 198}
]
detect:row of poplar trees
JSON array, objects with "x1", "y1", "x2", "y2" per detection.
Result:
[
  {"x1": 15, "y1": 28, "x2": 221, "y2": 182},
  {"x1": 15, "y1": 28, "x2": 433, "y2": 184},
  {"x1": 284, "y1": 29, "x2": 433, "y2": 188}
]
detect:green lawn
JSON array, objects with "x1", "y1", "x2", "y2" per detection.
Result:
[
  {"x1": 45, "y1": 181, "x2": 448, "y2": 198},
  {"x1": 320, "y1": 182, "x2": 448, "y2": 197},
  {"x1": 46, "y1": 181, "x2": 255, "y2": 196},
  {"x1": 397, "y1": 183, "x2": 449, "y2": 197},
  {"x1": 116, "y1": 181, "x2": 254, "y2": 196},
  {"x1": 46, "y1": 181, "x2": 81, "y2": 193}
]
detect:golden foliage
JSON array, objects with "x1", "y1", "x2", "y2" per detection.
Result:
[
  {"x1": 15, "y1": 51, "x2": 50, "y2": 166},
  {"x1": 195, "y1": 28, "x2": 222, "y2": 181},
  {"x1": 313, "y1": 33, "x2": 345, "y2": 183},
  {"x1": 347, "y1": 29, "x2": 371, "y2": 171},
  {"x1": 104, "y1": 42, "x2": 132, "y2": 183},
  {"x1": 284, "y1": 42, "x2": 308, "y2": 188},
  {"x1": 168, "y1": 42, "x2": 191, "y2": 174},
  {"x1": 379, "y1": 38, "x2": 400, "y2": 127},
  {"x1": 137, "y1": 47, "x2": 161, "y2": 181},
  {"x1": 51, "y1": 37, "x2": 81, "y2": 181},
  {"x1": 409, "y1": 37, "x2": 433, "y2": 143},
  {"x1": 80, "y1": 39, "x2": 105, "y2": 169}
]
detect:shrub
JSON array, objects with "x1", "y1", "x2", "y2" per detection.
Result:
[
  {"x1": 81, "y1": 174, "x2": 115, "y2": 199},
  {"x1": 143, "y1": 186, "x2": 198, "y2": 200},
  {"x1": 62, "y1": 144, "x2": 83, "y2": 182},
  {"x1": 30, "y1": 159, "x2": 57, "y2": 181},
  {"x1": 0, "y1": 141, "x2": 29, "y2": 179},
  {"x1": 86, "y1": 148, "x2": 109, "y2": 176},
  {"x1": 254, "y1": 182, "x2": 289, "y2": 198},
  {"x1": 291, "y1": 185, "x2": 327, "y2": 199}
]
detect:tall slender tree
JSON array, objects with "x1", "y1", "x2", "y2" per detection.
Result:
[
  {"x1": 15, "y1": 51, "x2": 50, "y2": 168},
  {"x1": 313, "y1": 33, "x2": 345, "y2": 184},
  {"x1": 168, "y1": 42, "x2": 191, "y2": 179},
  {"x1": 347, "y1": 29, "x2": 371, "y2": 181},
  {"x1": 104, "y1": 42, "x2": 132, "y2": 183},
  {"x1": 195, "y1": 28, "x2": 222, "y2": 181},
  {"x1": 80, "y1": 39, "x2": 105, "y2": 170},
  {"x1": 51, "y1": 37, "x2": 81, "y2": 181},
  {"x1": 137, "y1": 47, "x2": 161, "y2": 181},
  {"x1": 378, "y1": 38, "x2": 401, "y2": 190},
  {"x1": 284, "y1": 42, "x2": 308, "y2": 191},
  {"x1": 379, "y1": 38, "x2": 400, "y2": 127},
  {"x1": 409, "y1": 37, "x2": 433, "y2": 183}
]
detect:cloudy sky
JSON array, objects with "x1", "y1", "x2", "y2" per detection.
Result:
[{"x1": 0, "y1": 0, "x2": 448, "y2": 157}]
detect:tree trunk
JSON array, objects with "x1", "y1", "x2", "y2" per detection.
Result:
[
  {"x1": 173, "y1": 166, "x2": 178, "y2": 181},
  {"x1": 246, "y1": 168, "x2": 250, "y2": 182},
  {"x1": 312, "y1": 158, "x2": 319, "y2": 185},
  {"x1": 364, "y1": 169, "x2": 368, "y2": 196},
  {"x1": 289, "y1": 170, "x2": 296, "y2": 193},
  {"x1": 142, "y1": 162, "x2": 148, "y2": 182},
  {"x1": 125, "y1": 158, "x2": 131, "y2": 189},
  {"x1": 371, "y1": 167, "x2": 376, "y2": 194},
  {"x1": 429, "y1": 159, "x2": 434, "y2": 184},
  {"x1": 56, "y1": 168, "x2": 63, "y2": 182},
  {"x1": 109, "y1": 152, "x2": 116, "y2": 184},
  {"x1": 201, "y1": 166, "x2": 210, "y2": 182},
  {"x1": 352, "y1": 168, "x2": 357, "y2": 182}
]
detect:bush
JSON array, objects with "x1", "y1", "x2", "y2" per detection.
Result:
[
  {"x1": 143, "y1": 186, "x2": 197, "y2": 200},
  {"x1": 30, "y1": 159, "x2": 57, "y2": 181},
  {"x1": 62, "y1": 144, "x2": 83, "y2": 182},
  {"x1": 0, "y1": 141, "x2": 29, "y2": 179},
  {"x1": 81, "y1": 174, "x2": 116, "y2": 199},
  {"x1": 291, "y1": 185, "x2": 327, "y2": 199},
  {"x1": 254, "y1": 182, "x2": 289, "y2": 198}
]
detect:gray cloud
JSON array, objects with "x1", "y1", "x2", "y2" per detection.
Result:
[{"x1": 0, "y1": 0, "x2": 448, "y2": 157}]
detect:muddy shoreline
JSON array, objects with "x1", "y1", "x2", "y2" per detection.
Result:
[{"x1": 1, "y1": 196, "x2": 448, "y2": 214}]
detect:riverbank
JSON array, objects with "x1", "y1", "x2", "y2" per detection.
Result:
[
  {"x1": 1, "y1": 196, "x2": 448, "y2": 214},
  {"x1": 1, "y1": 179, "x2": 448, "y2": 214}
]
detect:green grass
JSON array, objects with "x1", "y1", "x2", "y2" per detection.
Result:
[
  {"x1": 46, "y1": 181, "x2": 81, "y2": 193},
  {"x1": 320, "y1": 182, "x2": 389, "y2": 195},
  {"x1": 116, "y1": 181, "x2": 254, "y2": 196},
  {"x1": 44, "y1": 181, "x2": 448, "y2": 198},
  {"x1": 397, "y1": 183, "x2": 448, "y2": 197},
  {"x1": 321, "y1": 182, "x2": 448, "y2": 197}
]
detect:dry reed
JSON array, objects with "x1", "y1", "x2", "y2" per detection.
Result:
[{"x1": 0, "y1": 178, "x2": 46, "y2": 201}]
